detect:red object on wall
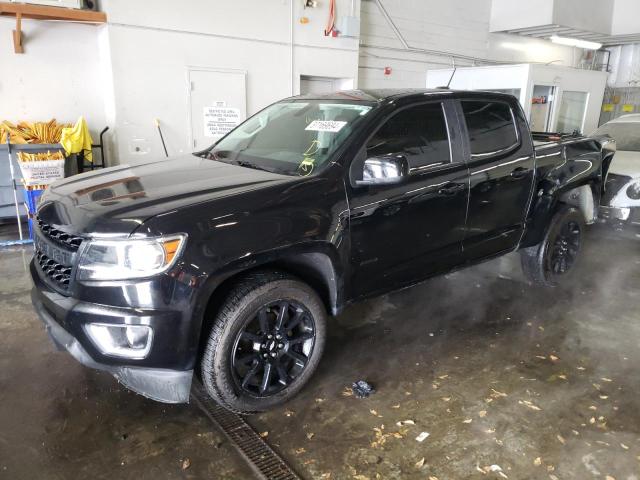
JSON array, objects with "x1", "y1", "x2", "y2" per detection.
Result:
[
  {"x1": 384, "y1": 66, "x2": 392, "y2": 76},
  {"x1": 324, "y1": 0, "x2": 336, "y2": 36}
]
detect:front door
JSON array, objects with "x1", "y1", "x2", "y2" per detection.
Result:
[
  {"x1": 457, "y1": 98, "x2": 536, "y2": 259},
  {"x1": 347, "y1": 100, "x2": 469, "y2": 299}
]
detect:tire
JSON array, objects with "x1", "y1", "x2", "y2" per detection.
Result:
[
  {"x1": 520, "y1": 206, "x2": 585, "y2": 287},
  {"x1": 201, "y1": 270, "x2": 327, "y2": 414}
]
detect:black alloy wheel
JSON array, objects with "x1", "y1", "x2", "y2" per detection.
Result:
[
  {"x1": 520, "y1": 206, "x2": 585, "y2": 287},
  {"x1": 546, "y1": 220, "x2": 581, "y2": 275},
  {"x1": 231, "y1": 301, "x2": 316, "y2": 397},
  {"x1": 201, "y1": 271, "x2": 327, "y2": 413}
]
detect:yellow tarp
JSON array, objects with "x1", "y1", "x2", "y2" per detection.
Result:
[{"x1": 60, "y1": 116, "x2": 93, "y2": 162}]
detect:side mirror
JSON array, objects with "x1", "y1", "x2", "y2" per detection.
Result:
[{"x1": 356, "y1": 155, "x2": 409, "y2": 186}]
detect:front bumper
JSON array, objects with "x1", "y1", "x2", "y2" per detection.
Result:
[
  {"x1": 30, "y1": 262, "x2": 193, "y2": 404},
  {"x1": 599, "y1": 206, "x2": 640, "y2": 229}
]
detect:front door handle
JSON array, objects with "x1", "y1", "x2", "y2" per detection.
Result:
[
  {"x1": 437, "y1": 183, "x2": 465, "y2": 196},
  {"x1": 510, "y1": 167, "x2": 529, "y2": 179}
]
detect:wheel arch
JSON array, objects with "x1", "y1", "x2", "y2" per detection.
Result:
[
  {"x1": 558, "y1": 183, "x2": 598, "y2": 225},
  {"x1": 192, "y1": 245, "x2": 343, "y2": 365},
  {"x1": 520, "y1": 179, "x2": 598, "y2": 248}
]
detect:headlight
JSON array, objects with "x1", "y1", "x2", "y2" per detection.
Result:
[
  {"x1": 626, "y1": 181, "x2": 640, "y2": 200},
  {"x1": 77, "y1": 234, "x2": 186, "y2": 281}
]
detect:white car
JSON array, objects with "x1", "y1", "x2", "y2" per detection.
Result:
[{"x1": 594, "y1": 114, "x2": 640, "y2": 228}]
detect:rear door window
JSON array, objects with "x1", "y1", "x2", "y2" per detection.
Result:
[
  {"x1": 461, "y1": 100, "x2": 519, "y2": 157},
  {"x1": 366, "y1": 102, "x2": 451, "y2": 171}
]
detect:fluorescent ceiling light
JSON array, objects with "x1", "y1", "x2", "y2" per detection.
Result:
[{"x1": 550, "y1": 35, "x2": 602, "y2": 50}]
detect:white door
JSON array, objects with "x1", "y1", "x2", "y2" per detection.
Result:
[
  {"x1": 556, "y1": 91, "x2": 589, "y2": 134},
  {"x1": 530, "y1": 85, "x2": 556, "y2": 132},
  {"x1": 188, "y1": 68, "x2": 247, "y2": 150}
]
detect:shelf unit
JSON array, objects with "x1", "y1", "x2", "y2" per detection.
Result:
[{"x1": 0, "y1": 2, "x2": 106, "y2": 53}]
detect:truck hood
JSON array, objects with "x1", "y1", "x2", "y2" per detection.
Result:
[
  {"x1": 37, "y1": 155, "x2": 293, "y2": 235},
  {"x1": 609, "y1": 150, "x2": 640, "y2": 178}
]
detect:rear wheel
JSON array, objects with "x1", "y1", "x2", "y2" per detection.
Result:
[
  {"x1": 521, "y1": 206, "x2": 585, "y2": 287},
  {"x1": 201, "y1": 271, "x2": 327, "y2": 414}
]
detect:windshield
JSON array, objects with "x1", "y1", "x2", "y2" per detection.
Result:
[
  {"x1": 593, "y1": 123, "x2": 640, "y2": 152},
  {"x1": 204, "y1": 100, "x2": 375, "y2": 176}
]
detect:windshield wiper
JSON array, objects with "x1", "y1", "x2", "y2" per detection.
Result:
[{"x1": 230, "y1": 160, "x2": 270, "y2": 172}]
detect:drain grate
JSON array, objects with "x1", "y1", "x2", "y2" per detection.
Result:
[{"x1": 191, "y1": 381, "x2": 301, "y2": 480}]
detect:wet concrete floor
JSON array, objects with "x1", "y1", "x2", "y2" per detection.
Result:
[{"x1": 1, "y1": 225, "x2": 639, "y2": 479}]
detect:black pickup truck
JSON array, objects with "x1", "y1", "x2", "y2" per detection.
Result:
[{"x1": 31, "y1": 89, "x2": 615, "y2": 413}]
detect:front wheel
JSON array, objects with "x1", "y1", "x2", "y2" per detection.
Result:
[
  {"x1": 201, "y1": 271, "x2": 327, "y2": 414},
  {"x1": 520, "y1": 206, "x2": 585, "y2": 287}
]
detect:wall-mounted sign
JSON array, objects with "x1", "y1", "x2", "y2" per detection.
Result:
[{"x1": 204, "y1": 105, "x2": 241, "y2": 137}]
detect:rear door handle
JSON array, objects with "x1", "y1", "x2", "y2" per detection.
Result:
[
  {"x1": 437, "y1": 183, "x2": 465, "y2": 196},
  {"x1": 510, "y1": 167, "x2": 529, "y2": 179}
]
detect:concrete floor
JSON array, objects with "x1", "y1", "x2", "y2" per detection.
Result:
[{"x1": 1, "y1": 225, "x2": 639, "y2": 479}]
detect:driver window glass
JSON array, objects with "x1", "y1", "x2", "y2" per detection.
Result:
[{"x1": 366, "y1": 103, "x2": 451, "y2": 170}]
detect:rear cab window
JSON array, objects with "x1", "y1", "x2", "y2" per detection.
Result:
[
  {"x1": 366, "y1": 102, "x2": 452, "y2": 172},
  {"x1": 460, "y1": 100, "x2": 519, "y2": 157}
]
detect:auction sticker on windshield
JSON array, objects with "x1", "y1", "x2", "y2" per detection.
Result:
[{"x1": 305, "y1": 120, "x2": 348, "y2": 133}]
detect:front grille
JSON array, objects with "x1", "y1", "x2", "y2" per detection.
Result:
[
  {"x1": 36, "y1": 217, "x2": 83, "y2": 251},
  {"x1": 35, "y1": 250, "x2": 73, "y2": 288},
  {"x1": 34, "y1": 216, "x2": 83, "y2": 291}
]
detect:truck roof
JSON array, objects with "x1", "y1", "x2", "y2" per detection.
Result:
[{"x1": 288, "y1": 88, "x2": 518, "y2": 103}]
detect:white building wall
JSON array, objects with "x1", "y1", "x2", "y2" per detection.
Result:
[
  {"x1": 1, "y1": 0, "x2": 360, "y2": 165},
  {"x1": 612, "y1": 0, "x2": 640, "y2": 35},
  {"x1": 0, "y1": 0, "x2": 626, "y2": 165},
  {"x1": 359, "y1": 0, "x2": 578, "y2": 90},
  {"x1": 0, "y1": 19, "x2": 107, "y2": 137},
  {"x1": 100, "y1": 0, "x2": 360, "y2": 163}
]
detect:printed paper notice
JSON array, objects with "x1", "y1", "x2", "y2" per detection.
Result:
[
  {"x1": 18, "y1": 159, "x2": 65, "y2": 186},
  {"x1": 305, "y1": 120, "x2": 347, "y2": 133},
  {"x1": 204, "y1": 106, "x2": 241, "y2": 137}
]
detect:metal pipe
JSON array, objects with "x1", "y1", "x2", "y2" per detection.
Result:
[
  {"x1": 359, "y1": 43, "x2": 513, "y2": 65},
  {"x1": 367, "y1": 0, "x2": 514, "y2": 65},
  {"x1": 290, "y1": 0, "x2": 295, "y2": 96},
  {"x1": 372, "y1": 0, "x2": 409, "y2": 49},
  {"x1": 6, "y1": 139, "x2": 23, "y2": 240}
]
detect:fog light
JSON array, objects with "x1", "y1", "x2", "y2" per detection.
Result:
[{"x1": 84, "y1": 323, "x2": 153, "y2": 359}]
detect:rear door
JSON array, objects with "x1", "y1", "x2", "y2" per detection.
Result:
[
  {"x1": 457, "y1": 97, "x2": 535, "y2": 259},
  {"x1": 348, "y1": 99, "x2": 469, "y2": 298}
]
